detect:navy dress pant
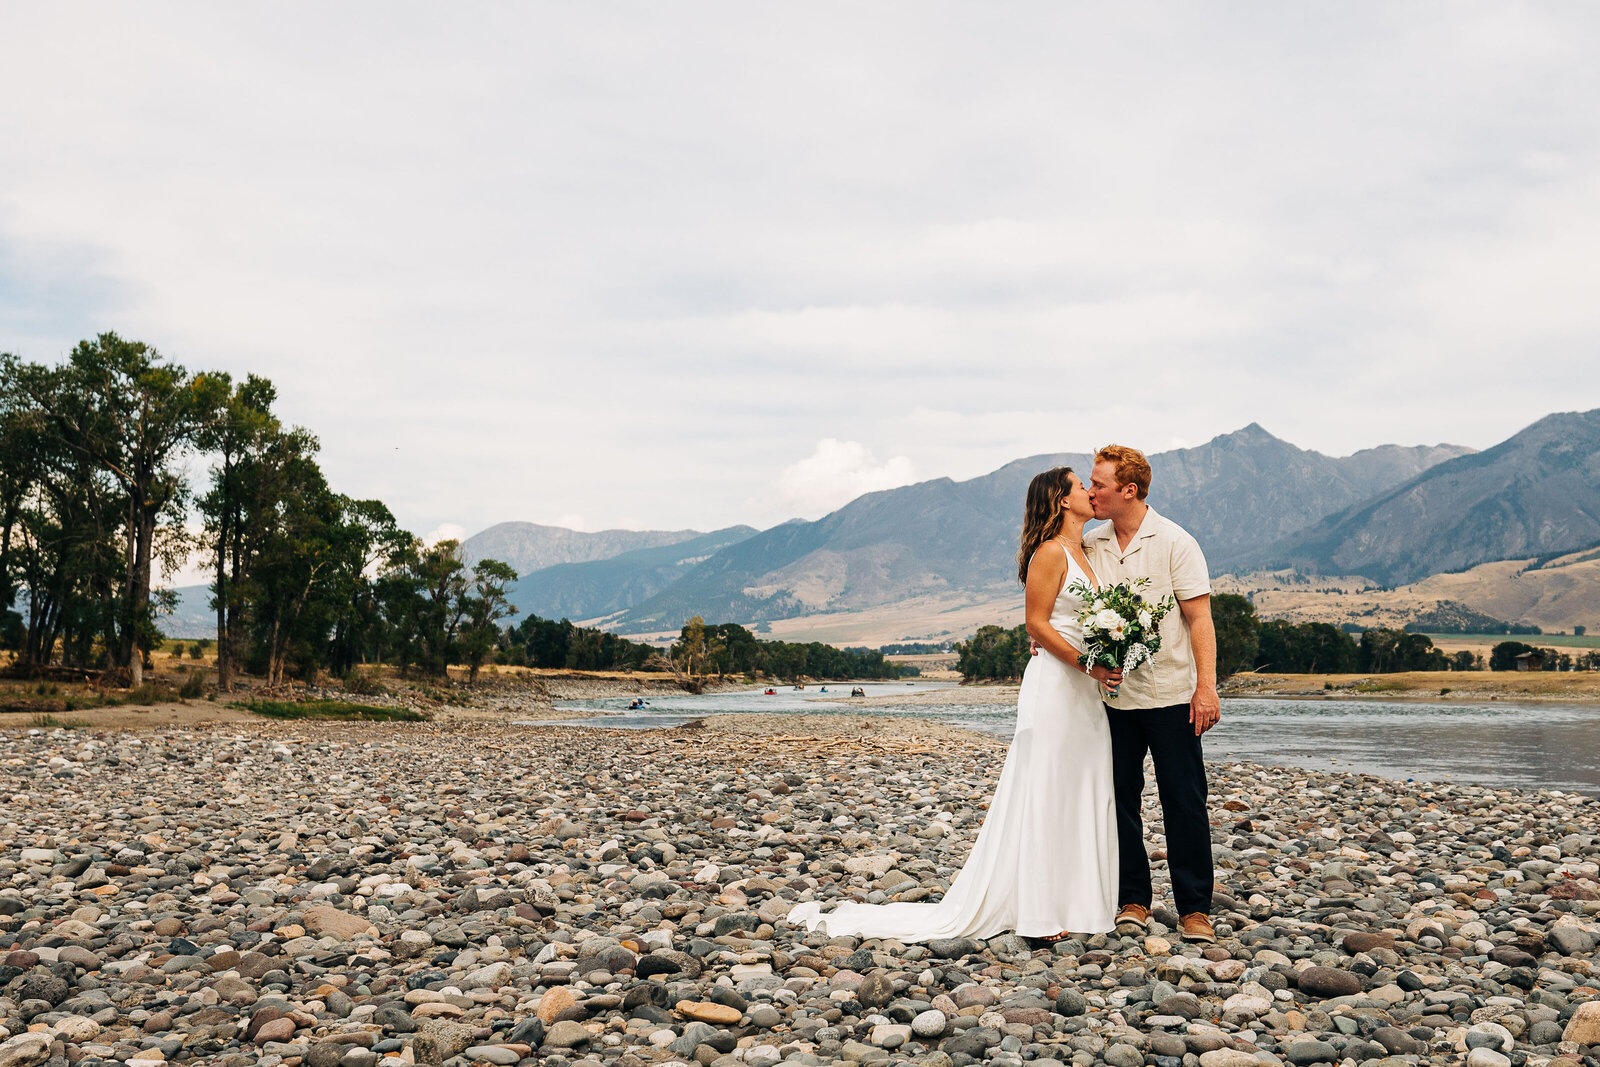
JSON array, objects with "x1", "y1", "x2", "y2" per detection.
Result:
[{"x1": 1105, "y1": 702, "x2": 1214, "y2": 916}]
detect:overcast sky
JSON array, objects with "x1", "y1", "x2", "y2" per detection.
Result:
[{"x1": 4, "y1": 4, "x2": 1599, "y2": 556}]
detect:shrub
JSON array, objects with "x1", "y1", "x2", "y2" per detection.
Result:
[
  {"x1": 955, "y1": 624, "x2": 1031, "y2": 681},
  {"x1": 178, "y1": 672, "x2": 206, "y2": 699},
  {"x1": 124, "y1": 683, "x2": 179, "y2": 706},
  {"x1": 341, "y1": 668, "x2": 386, "y2": 695},
  {"x1": 240, "y1": 700, "x2": 426, "y2": 722},
  {"x1": 29, "y1": 714, "x2": 91, "y2": 729}
]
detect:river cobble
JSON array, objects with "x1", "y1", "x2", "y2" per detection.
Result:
[{"x1": 2, "y1": 720, "x2": 1598, "y2": 1067}]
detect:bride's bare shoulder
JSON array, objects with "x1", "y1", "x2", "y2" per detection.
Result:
[{"x1": 1026, "y1": 539, "x2": 1069, "y2": 578}]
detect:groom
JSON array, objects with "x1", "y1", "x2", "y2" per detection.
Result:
[{"x1": 1085, "y1": 444, "x2": 1220, "y2": 944}]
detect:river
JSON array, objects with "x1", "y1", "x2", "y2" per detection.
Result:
[{"x1": 524, "y1": 681, "x2": 1600, "y2": 797}]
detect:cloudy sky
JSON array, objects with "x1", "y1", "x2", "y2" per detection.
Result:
[{"x1": 4, "y1": 4, "x2": 1599, "y2": 553}]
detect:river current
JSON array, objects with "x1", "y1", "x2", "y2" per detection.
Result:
[{"x1": 524, "y1": 682, "x2": 1600, "y2": 797}]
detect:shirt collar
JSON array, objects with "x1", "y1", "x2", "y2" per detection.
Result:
[{"x1": 1096, "y1": 505, "x2": 1160, "y2": 542}]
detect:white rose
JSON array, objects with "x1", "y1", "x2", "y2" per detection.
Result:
[
  {"x1": 1138, "y1": 611, "x2": 1153, "y2": 630},
  {"x1": 1092, "y1": 599, "x2": 1106, "y2": 613},
  {"x1": 1094, "y1": 608, "x2": 1123, "y2": 632}
]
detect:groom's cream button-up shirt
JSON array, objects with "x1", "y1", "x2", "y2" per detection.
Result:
[{"x1": 1085, "y1": 506, "x2": 1211, "y2": 710}]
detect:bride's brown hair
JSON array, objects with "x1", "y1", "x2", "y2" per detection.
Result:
[{"x1": 1017, "y1": 466, "x2": 1074, "y2": 584}]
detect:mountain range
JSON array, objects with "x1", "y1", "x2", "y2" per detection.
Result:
[
  {"x1": 590, "y1": 426, "x2": 1480, "y2": 632},
  {"x1": 1235, "y1": 410, "x2": 1600, "y2": 584},
  {"x1": 479, "y1": 526, "x2": 757, "y2": 622},
  {"x1": 156, "y1": 409, "x2": 1599, "y2": 641},
  {"x1": 457, "y1": 522, "x2": 714, "y2": 575}
]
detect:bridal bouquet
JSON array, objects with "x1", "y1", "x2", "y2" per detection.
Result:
[{"x1": 1067, "y1": 577, "x2": 1176, "y2": 690}]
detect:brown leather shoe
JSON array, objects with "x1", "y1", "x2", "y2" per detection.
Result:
[
  {"x1": 1180, "y1": 912, "x2": 1216, "y2": 943},
  {"x1": 1114, "y1": 904, "x2": 1150, "y2": 935}
]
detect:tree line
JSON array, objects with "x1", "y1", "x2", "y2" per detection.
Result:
[
  {"x1": 1, "y1": 334, "x2": 919, "y2": 690},
  {"x1": 1215, "y1": 596, "x2": 1597, "y2": 674},
  {"x1": 670, "y1": 617, "x2": 904, "y2": 682},
  {"x1": 496, "y1": 615, "x2": 660, "y2": 672},
  {"x1": 1487, "y1": 641, "x2": 1600, "y2": 673},
  {"x1": 489, "y1": 614, "x2": 908, "y2": 682},
  {"x1": 953, "y1": 594, "x2": 1595, "y2": 681},
  {"x1": 0, "y1": 334, "x2": 518, "y2": 687}
]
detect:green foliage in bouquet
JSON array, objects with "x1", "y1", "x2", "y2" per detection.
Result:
[{"x1": 1068, "y1": 577, "x2": 1176, "y2": 683}]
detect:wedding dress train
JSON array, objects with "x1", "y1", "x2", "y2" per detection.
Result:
[{"x1": 787, "y1": 554, "x2": 1117, "y2": 940}]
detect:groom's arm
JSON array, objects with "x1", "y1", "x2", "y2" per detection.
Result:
[{"x1": 1178, "y1": 594, "x2": 1220, "y2": 736}]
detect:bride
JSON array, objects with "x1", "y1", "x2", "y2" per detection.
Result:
[{"x1": 788, "y1": 467, "x2": 1121, "y2": 942}]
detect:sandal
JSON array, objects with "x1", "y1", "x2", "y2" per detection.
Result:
[{"x1": 1027, "y1": 931, "x2": 1074, "y2": 948}]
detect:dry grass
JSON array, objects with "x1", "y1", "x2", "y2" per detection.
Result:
[
  {"x1": 1223, "y1": 670, "x2": 1600, "y2": 702},
  {"x1": 1216, "y1": 547, "x2": 1600, "y2": 634},
  {"x1": 613, "y1": 588, "x2": 1024, "y2": 648}
]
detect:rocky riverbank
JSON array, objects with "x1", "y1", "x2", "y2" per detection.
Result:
[{"x1": 2, "y1": 716, "x2": 1599, "y2": 1067}]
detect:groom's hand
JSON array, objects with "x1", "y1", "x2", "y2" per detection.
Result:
[{"x1": 1190, "y1": 685, "x2": 1221, "y2": 736}]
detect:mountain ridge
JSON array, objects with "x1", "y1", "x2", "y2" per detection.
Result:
[
  {"x1": 1241, "y1": 408, "x2": 1600, "y2": 584},
  {"x1": 605, "y1": 425, "x2": 1476, "y2": 631},
  {"x1": 459, "y1": 521, "x2": 711, "y2": 576},
  {"x1": 505, "y1": 525, "x2": 757, "y2": 621}
]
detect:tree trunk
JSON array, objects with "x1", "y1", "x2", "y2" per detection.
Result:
[
  {"x1": 272, "y1": 572, "x2": 319, "y2": 686},
  {"x1": 214, "y1": 479, "x2": 231, "y2": 692},
  {"x1": 38, "y1": 598, "x2": 61, "y2": 669},
  {"x1": 23, "y1": 589, "x2": 46, "y2": 668},
  {"x1": 120, "y1": 491, "x2": 141, "y2": 685},
  {"x1": 226, "y1": 512, "x2": 242, "y2": 689},
  {"x1": 0, "y1": 502, "x2": 15, "y2": 610},
  {"x1": 130, "y1": 506, "x2": 157, "y2": 686},
  {"x1": 267, "y1": 614, "x2": 282, "y2": 687}
]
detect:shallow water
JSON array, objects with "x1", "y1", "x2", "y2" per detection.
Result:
[{"x1": 522, "y1": 682, "x2": 1600, "y2": 796}]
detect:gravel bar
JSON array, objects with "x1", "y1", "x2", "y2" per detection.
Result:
[{"x1": 2, "y1": 718, "x2": 1599, "y2": 1067}]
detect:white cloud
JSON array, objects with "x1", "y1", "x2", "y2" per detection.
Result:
[
  {"x1": 1, "y1": 5, "x2": 1599, "y2": 536},
  {"x1": 421, "y1": 523, "x2": 466, "y2": 548},
  {"x1": 770, "y1": 440, "x2": 917, "y2": 520},
  {"x1": 159, "y1": 555, "x2": 212, "y2": 590}
]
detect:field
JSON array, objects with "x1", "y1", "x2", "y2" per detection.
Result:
[
  {"x1": 1427, "y1": 631, "x2": 1600, "y2": 647},
  {"x1": 609, "y1": 545, "x2": 1597, "y2": 649},
  {"x1": 1215, "y1": 546, "x2": 1600, "y2": 634},
  {"x1": 1222, "y1": 669, "x2": 1600, "y2": 702},
  {"x1": 616, "y1": 587, "x2": 1026, "y2": 649},
  {"x1": 884, "y1": 651, "x2": 961, "y2": 680}
]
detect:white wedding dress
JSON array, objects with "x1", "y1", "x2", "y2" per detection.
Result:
[{"x1": 788, "y1": 552, "x2": 1118, "y2": 941}]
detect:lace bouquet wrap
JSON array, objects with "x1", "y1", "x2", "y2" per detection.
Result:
[{"x1": 1067, "y1": 576, "x2": 1176, "y2": 698}]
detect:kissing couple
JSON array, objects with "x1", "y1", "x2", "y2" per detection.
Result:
[{"x1": 789, "y1": 445, "x2": 1223, "y2": 944}]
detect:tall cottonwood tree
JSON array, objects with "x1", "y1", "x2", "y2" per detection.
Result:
[
  {"x1": 5, "y1": 333, "x2": 514, "y2": 687},
  {"x1": 5, "y1": 351, "x2": 131, "y2": 670},
  {"x1": 197, "y1": 374, "x2": 281, "y2": 690},
  {"x1": 0, "y1": 356, "x2": 38, "y2": 646},
  {"x1": 35, "y1": 335, "x2": 220, "y2": 682},
  {"x1": 323, "y1": 498, "x2": 409, "y2": 675},
  {"x1": 459, "y1": 557, "x2": 519, "y2": 685}
]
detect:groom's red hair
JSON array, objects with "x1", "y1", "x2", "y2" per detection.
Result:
[{"x1": 1095, "y1": 444, "x2": 1151, "y2": 500}]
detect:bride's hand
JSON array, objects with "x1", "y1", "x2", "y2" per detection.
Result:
[{"x1": 1089, "y1": 665, "x2": 1124, "y2": 694}]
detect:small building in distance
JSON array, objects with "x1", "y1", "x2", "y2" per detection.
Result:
[{"x1": 1514, "y1": 650, "x2": 1546, "y2": 671}]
